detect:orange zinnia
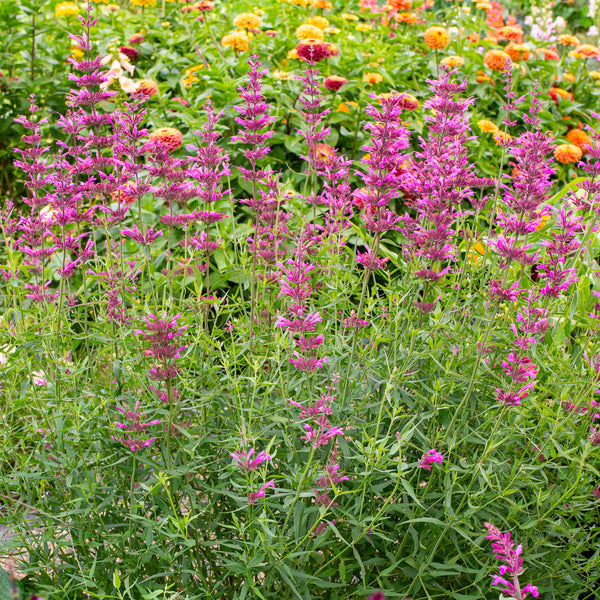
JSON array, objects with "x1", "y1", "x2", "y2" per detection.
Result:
[
  {"x1": 554, "y1": 144, "x2": 582, "y2": 163},
  {"x1": 423, "y1": 26, "x2": 451, "y2": 50},
  {"x1": 566, "y1": 128, "x2": 592, "y2": 153},
  {"x1": 549, "y1": 87, "x2": 573, "y2": 103},
  {"x1": 558, "y1": 34, "x2": 580, "y2": 46},
  {"x1": 505, "y1": 43, "x2": 530, "y2": 62},
  {"x1": 574, "y1": 44, "x2": 600, "y2": 57},
  {"x1": 394, "y1": 11, "x2": 418, "y2": 24},
  {"x1": 478, "y1": 120, "x2": 499, "y2": 134},
  {"x1": 386, "y1": 0, "x2": 412, "y2": 10},
  {"x1": 135, "y1": 79, "x2": 159, "y2": 98},
  {"x1": 537, "y1": 47, "x2": 560, "y2": 60},
  {"x1": 149, "y1": 127, "x2": 184, "y2": 153},
  {"x1": 484, "y1": 49, "x2": 511, "y2": 71},
  {"x1": 497, "y1": 25, "x2": 523, "y2": 43}
]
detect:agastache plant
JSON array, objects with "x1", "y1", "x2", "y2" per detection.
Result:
[
  {"x1": 356, "y1": 92, "x2": 409, "y2": 316},
  {"x1": 187, "y1": 102, "x2": 231, "y2": 320},
  {"x1": 484, "y1": 523, "x2": 539, "y2": 599},
  {"x1": 233, "y1": 55, "x2": 278, "y2": 340},
  {"x1": 297, "y1": 62, "x2": 330, "y2": 180},
  {"x1": 135, "y1": 313, "x2": 187, "y2": 446},
  {"x1": 401, "y1": 73, "x2": 474, "y2": 317},
  {"x1": 491, "y1": 91, "x2": 557, "y2": 407}
]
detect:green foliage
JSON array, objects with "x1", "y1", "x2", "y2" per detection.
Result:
[{"x1": 1, "y1": 1, "x2": 600, "y2": 600}]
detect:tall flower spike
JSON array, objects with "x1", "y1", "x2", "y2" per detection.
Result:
[
  {"x1": 232, "y1": 55, "x2": 275, "y2": 183},
  {"x1": 297, "y1": 64, "x2": 331, "y2": 174},
  {"x1": 484, "y1": 523, "x2": 539, "y2": 599}
]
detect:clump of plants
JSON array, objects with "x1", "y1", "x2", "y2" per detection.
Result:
[{"x1": 0, "y1": 4, "x2": 599, "y2": 600}]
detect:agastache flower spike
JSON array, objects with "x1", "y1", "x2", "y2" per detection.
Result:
[
  {"x1": 484, "y1": 523, "x2": 539, "y2": 599},
  {"x1": 232, "y1": 55, "x2": 275, "y2": 183},
  {"x1": 230, "y1": 448, "x2": 272, "y2": 471},
  {"x1": 248, "y1": 480, "x2": 275, "y2": 504},
  {"x1": 112, "y1": 401, "x2": 159, "y2": 452}
]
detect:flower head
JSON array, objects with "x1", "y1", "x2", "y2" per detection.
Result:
[
  {"x1": 306, "y1": 16, "x2": 329, "y2": 29},
  {"x1": 484, "y1": 49, "x2": 512, "y2": 71},
  {"x1": 440, "y1": 55, "x2": 464, "y2": 69},
  {"x1": 55, "y1": 2, "x2": 79, "y2": 17},
  {"x1": 505, "y1": 43, "x2": 530, "y2": 61},
  {"x1": 478, "y1": 119, "x2": 499, "y2": 134},
  {"x1": 248, "y1": 480, "x2": 275, "y2": 504},
  {"x1": 296, "y1": 39, "x2": 330, "y2": 63},
  {"x1": 575, "y1": 44, "x2": 600, "y2": 57},
  {"x1": 418, "y1": 448, "x2": 444, "y2": 470},
  {"x1": 558, "y1": 34, "x2": 580, "y2": 46},
  {"x1": 363, "y1": 72, "x2": 383, "y2": 85},
  {"x1": 554, "y1": 143, "x2": 582, "y2": 164},
  {"x1": 497, "y1": 25, "x2": 523, "y2": 43},
  {"x1": 324, "y1": 75, "x2": 348, "y2": 91},
  {"x1": 296, "y1": 24, "x2": 325, "y2": 40},
  {"x1": 233, "y1": 13, "x2": 261, "y2": 29},
  {"x1": 484, "y1": 523, "x2": 539, "y2": 599},
  {"x1": 549, "y1": 87, "x2": 573, "y2": 103},
  {"x1": 222, "y1": 30, "x2": 250, "y2": 52},
  {"x1": 231, "y1": 448, "x2": 272, "y2": 470},
  {"x1": 134, "y1": 79, "x2": 159, "y2": 98},
  {"x1": 566, "y1": 128, "x2": 592, "y2": 153},
  {"x1": 149, "y1": 127, "x2": 184, "y2": 153},
  {"x1": 423, "y1": 26, "x2": 450, "y2": 50}
]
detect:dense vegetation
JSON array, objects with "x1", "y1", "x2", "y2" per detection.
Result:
[{"x1": 0, "y1": 1, "x2": 599, "y2": 599}]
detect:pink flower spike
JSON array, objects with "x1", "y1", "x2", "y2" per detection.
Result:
[
  {"x1": 230, "y1": 447, "x2": 272, "y2": 470},
  {"x1": 248, "y1": 480, "x2": 276, "y2": 504}
]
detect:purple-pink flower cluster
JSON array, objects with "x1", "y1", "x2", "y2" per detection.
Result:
[
  {"x1": 484, "y1": 522, "x2": 539, "y2": 599},
  {"x1": 112, "y1": 400, "x2": 159, "y2": 452}
]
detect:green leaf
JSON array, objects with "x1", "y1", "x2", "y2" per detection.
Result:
[
  {"x1": 113, "y1": 569, "x2": 121, "y2": 590},
  {"x1": 0, "y1": 568, "x2": 18, "y2": 600}
]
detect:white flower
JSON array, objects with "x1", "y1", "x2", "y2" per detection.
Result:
[
  {"x1": 100, "y1": 54, "x2": 135, "y2": 93},
  {"x1": 589, "y1": 25, "x2": 599, "y2": 37}
]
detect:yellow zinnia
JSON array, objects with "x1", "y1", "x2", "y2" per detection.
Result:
[
  {"x1": 233, "y1": 13, "x2": 261, "y2": 29},
  {"x1": 55, "y1": 2, "x2": 80, "y2": 16},
  {"x1": 477, "y1": 119, "x2": 499, "y2": 134},
  {"x1": 363, "y1": 72, "x2": 383, "y2": 85},
  {"x1": 295, "y1": 24, "x2": 324, "y2": 40},
  {"x1": 306, "y1": 16, "x2": 329, "y2": 30},
  {"x1": 440, "y1": 55, "x2": 464, "y2": 68},
  {"x1": 221, "y1": 30, "x2": 250, "y2": 52}
]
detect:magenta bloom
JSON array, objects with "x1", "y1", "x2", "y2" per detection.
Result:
[
  {"x1": 289, "y1": 352, "x2": 328, "y2": 372},
  {"x1": 418, "y1": 448, "x2": 444, "y2": 471},
  {"x1": 302, "y1": 424, "x2": 343, "y2": 448},
  {"x1": 276, "y1": 311, "x2": 322, "y2": 333},
  {"x1": 342, "y1": 311, "x2": 369, "y2": 329},
  {"x1": 248, "y1": 480, "x2": 275, "y2": 504},
  {"x1": 112, "y1": 401, "x2": 159, "y2": 452},
  {"x1": 115, "y1": 400, "x2": 160, "y2": 432},
  {"x1": 135, "y1": 313, "x2": 187, "y2": 381},
  {"x1": 121, "y1": 225, "x2": 163, "y2": 245},
  {"x1": 230, "y1": 448, "x2": 272, "y2": 470},
  {"x1": 113, "y1": 435, "x2": 157, "y2": 453},
  {"x1": 484, "y1": 523, "x2": 539, "y2": 599}
]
